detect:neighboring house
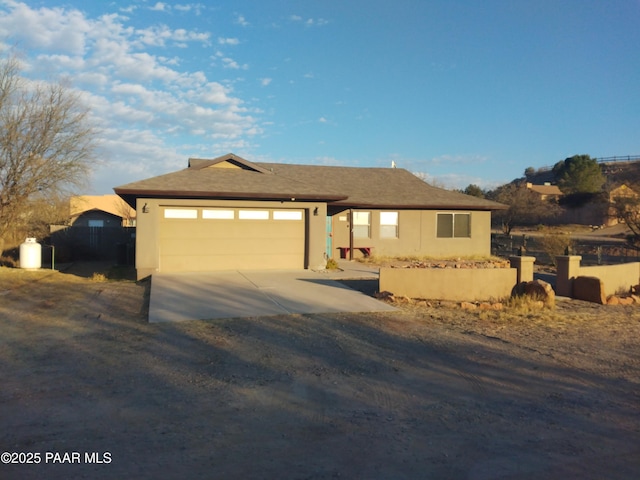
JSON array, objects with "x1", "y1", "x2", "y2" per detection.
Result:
[
  {"x1": 607, "y1": 184, "x2": 637, "y2": 227},
  {"x1": 525, "y1": 182, "x2": 563, "y2": 202},
  {"x1": 50, "y1": 195, "x2": 136, "y2": 262},
  {"x1": 70, "y1": 195, "x2": 136, "y2": 227},
  {"x1": 114, "y1": 154, "x2": 506, "y2": 279},
  {"x1": 551, "y1": 184, "x2": 636, "y2": 228}
]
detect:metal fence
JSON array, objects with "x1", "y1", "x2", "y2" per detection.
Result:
[
  {"x1": 491, "y1": 233, "x2": 640, "y2": 266},
  {"x1": 48, "y1": 226, "x2": 135, "y2": 264},
  {"x1": 535, "y1": 155, "x2": 640, "y2": 173}
]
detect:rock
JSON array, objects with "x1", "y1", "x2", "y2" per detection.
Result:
[
  {"x1": 477, "y1": 302, "x2": 504, "y2": 311},
  {"x1": 375, "y1": 291, "x2": 395, "y2": 302},
  {"x1": 572, "y1": 276, "x2": 606, "y2": 305},
  {"x1": 514, "y1": 279, "x2": 555, "y2": 306},
  {"x1": 619, "y1": 296, "x2": 635, "y2": 306},
  {"x1": 460, "y1": 301, "x2": 477, "y2": 310},
  {"x1": 608, "y1": 295, "x2": 634, "y2": 306}
]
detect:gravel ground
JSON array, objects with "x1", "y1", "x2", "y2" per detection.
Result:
[{"x1": 0, "y1": 263, "x2": 639, "y2": 479}]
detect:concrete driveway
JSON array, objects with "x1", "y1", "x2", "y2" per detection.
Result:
[{"x1": 149, "y1": 265, "x2": 396, "y2": 322}]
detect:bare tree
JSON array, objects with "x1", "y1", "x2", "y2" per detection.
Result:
[
  {"x1": 114, "y1": 196, "x2": 136, "y2": 227},
  {"x1": 612, "y1": 185, "x2": 640, "y2": 244},
  {"x1": 0, "y1": 51, "x2": 96, "y2": 253},
  {"x1": 487, "y1": 182, "x2": 560, "y2": 234}
]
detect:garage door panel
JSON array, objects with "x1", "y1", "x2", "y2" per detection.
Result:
[
  {"x1": 159, "y1": 207, "x2": 305, "y2": 272},
  {"x1": 160, "y1": 253, "x2": 304, "y2": 272},
  {"x1": 161, "y1": 237, "x2": 304, "y2": 255},
  {"x1": 160, "y1": 221, "x2": 301, "y2": 239}
]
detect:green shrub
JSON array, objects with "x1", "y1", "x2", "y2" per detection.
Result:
[
  {"x1": 325, "y1": 258, "x2": 340, "y2": 270},
  {"x1": 539, "y1": 231, "x2": 574, "y2": 266}
]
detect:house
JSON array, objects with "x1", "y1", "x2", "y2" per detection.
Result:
[
  {"x1": 50, "y1": 195, "x2": 136, "y2": 262},
  {"x1": 607, "y1": 184, "x2": 637, "y2": 227},
  {"x1": 525, "y1": 182, "x2": 563, "y2": 202},
  {"x1": 70, "y1": 195, "x2": 137, "y2": 227},
  {"x1": 548, "y1": 184, "x2": 637, "y2": 228},
  {"x1": 114, "y1": 154, "x2": 506, "y2": 280}
]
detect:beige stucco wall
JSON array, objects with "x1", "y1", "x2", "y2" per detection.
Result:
[
  {"x1": 556, "y1": 256, "x2": 640, "y2": 297},
  {"x1": 379, "y1": 267, "x2": 518, "y2": 301},
  {"x1": 579, "y1": 263, "x2": 640, "y2": 296},
  {"x1": 134, "y1": 198, "x2": 326, "y2": 279},
  {"x1": 329, "y1": 209, "x2": 492, "y2": 259}
]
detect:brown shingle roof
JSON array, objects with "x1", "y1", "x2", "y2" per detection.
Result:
[
  {"x1": 257, "y1": 163, "x2": 505, "y2": 210},
  {"x1": 114, "y1": 154, "x2": 506, "y2": 211},
  {"x1": 525, "y1": 183, "x2": 563, "y2": 196}
]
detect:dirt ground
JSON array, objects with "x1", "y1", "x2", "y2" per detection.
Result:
[{"x1": 1, "y1": 262, "x2": 639, "y2": 479}]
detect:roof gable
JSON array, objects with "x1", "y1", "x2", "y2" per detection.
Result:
[
  {"x1": 71, "y1": 195, "x2": 136, "y2": 219},
  {"x1": 188, "y1": 153, "x2": 273, "y2": 174}
]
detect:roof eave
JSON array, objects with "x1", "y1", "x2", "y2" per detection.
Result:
[
  {"x1": 330, "y1": 201, "x2": 509, "y2": 211},
  {"x1": 113, "y1": 188, "x2": 348, "y2": 205}
]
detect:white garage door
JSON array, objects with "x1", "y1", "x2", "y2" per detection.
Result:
[{"x1": 159, "y1": 207, "x2": 305, "y2": 272}]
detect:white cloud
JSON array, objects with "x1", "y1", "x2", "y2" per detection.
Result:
[
  {"x1": 0, "y1": 1, "x2": 260, "y2": 193},
  {"x1": 150, "y1": 2, "x2": 167, "y2": 12},
  {"x1": 221, "y1": 57, "x2": 248, "y2": 70},
  {"x1": 174, "y1": 4, "x2": 199, "y2": 14},
  {"x1": 0, "y1": 1, "x2": 92, "y2": 55},
  {"x1": 412, "y1": 171, "x2": 502, "y2": 191},
  {"x1": 235, "y1": 14, "x2": 249, "y2": 27},
  {"x1": 318, "y1": 117, "x2": 327, "y2": 123},
  {"x1": 134, "y1": 25, "x2": 210, "y2": 47},
  {"x1": 218, "y1": 37, "x2": 239, "y2": 45},
  {"x1": 289, "y1": 15, "x2": 329, "y2": 27},
  {"x1": 260, "y1": 77, "x2": 272, "y2": 86}
]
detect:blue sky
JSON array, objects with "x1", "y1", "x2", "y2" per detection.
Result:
[{"x1": 1, "y1": 0, "x2": 639, "y2": 194}]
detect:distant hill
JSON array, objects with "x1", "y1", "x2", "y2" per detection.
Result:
[{"x1": 524, "y1": 156, "x2": 640, "y2": 188}]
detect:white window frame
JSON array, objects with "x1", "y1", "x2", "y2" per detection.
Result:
[
  {"x1": 239, "y1": 210, "x2": 269, "y2": 220},
  {"x1": 202, "y1": 209, "x2": 235, "y2": 220},
  {"x1": 273, "y1": 210, "x2": 303, "y2": 221},
  {"x1": 352, "y1": 211, "x2": 371, "y2": 238},
  {"x1": 380, "y1": 211, "x2": 399, "y2": 239},
  {"x1": 164, "y1": 209, "x2": 198, "y2": 219}
]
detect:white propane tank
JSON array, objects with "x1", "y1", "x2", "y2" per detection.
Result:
[{"x1": 19, "y1": 238, "x2": 42, "y2": 269}]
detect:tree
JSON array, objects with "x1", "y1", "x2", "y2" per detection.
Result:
[
  {"x1": 554, "y1": 154, "x2": 605, "y2": 195},
  {"x1": 463, "y1": 184, "x2": 485, "y2": 198},
  {"x1": 487, "y1": 182, "x2": 560, "y2": 234},
  {"x1": 0, "y1": 51, "x2": 96, "y2": 254},
  {"x1": 611, "y1": 185, "x2": 640, "y2": 245}
]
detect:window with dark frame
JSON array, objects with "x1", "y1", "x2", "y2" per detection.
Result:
[{"x1": 437, "y1": 213, "x2": 471, "y2": 238}]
